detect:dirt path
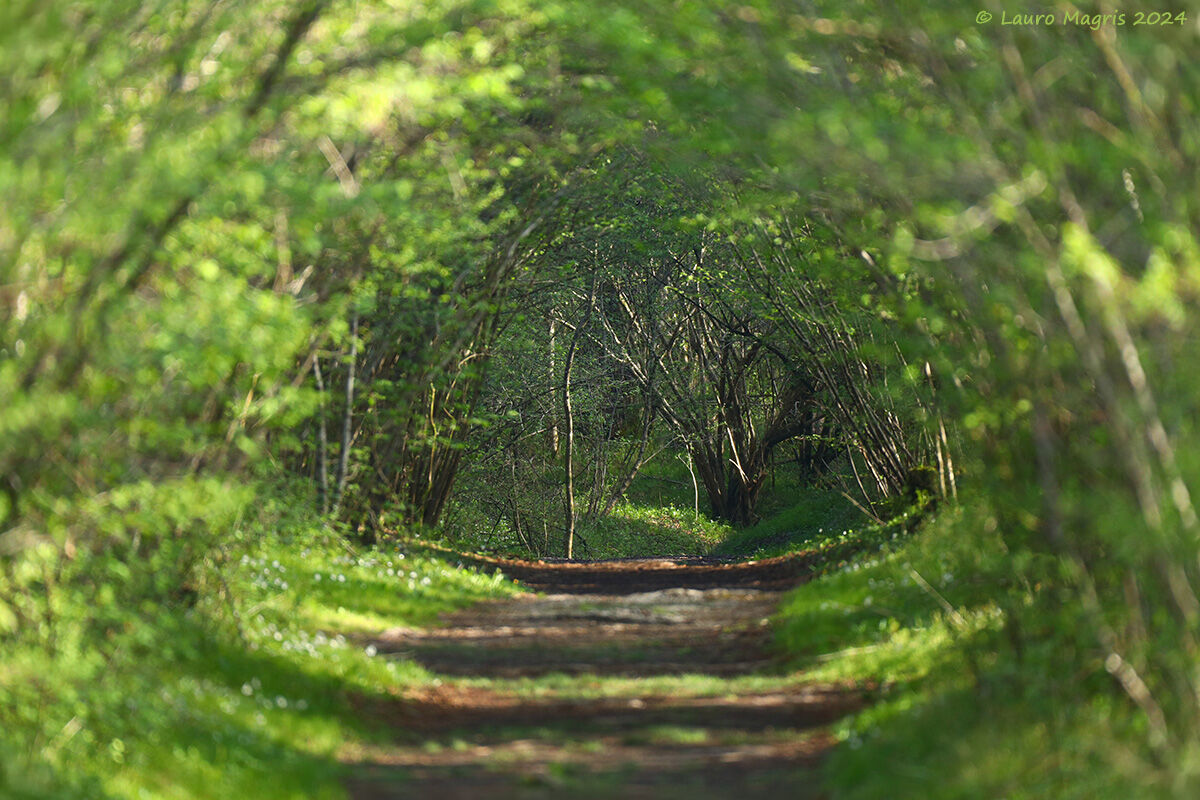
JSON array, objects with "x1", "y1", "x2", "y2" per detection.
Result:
[{"x1": 342, "y1": 555, "x2": 861, "y2": 799}]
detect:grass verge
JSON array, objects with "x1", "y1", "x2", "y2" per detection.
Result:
[
  {"x1": 772, "y1": 503, "x2": 1173, "y2": 799},
  {"x1": 0, "y1": 493, "x2": 519, "y2": 800}
]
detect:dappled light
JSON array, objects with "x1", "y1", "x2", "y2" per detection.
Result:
[{"x1": 2, "y1": 1, "x2": 1199, "y2": 798}]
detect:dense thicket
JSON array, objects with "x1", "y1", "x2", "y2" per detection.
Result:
[{"x1": 3, "y1": 0, "x2": 1199, "y2": 794}]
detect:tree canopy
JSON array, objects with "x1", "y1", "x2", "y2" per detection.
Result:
[{"x1": 3, "y1": 1, "x2": 1200, "y2": 796}]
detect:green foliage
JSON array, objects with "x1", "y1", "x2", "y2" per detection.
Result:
[
  {"x1": 773, "y1": 503, "x2": 1190, "y2": 797},
  {"x1": 775, "y1": 506, "x2": 1004, "y2": 683},
  {"x1": 715, "y1": 488, "x2": 868, "y2": 559},
  {"x1": 581, "y1": 0, "x2": 1200, "y2": 787},
  {"x1": 5, "y1": 0, "x2": 1200, "y2": 794},
  {"x1": 573, "y1": 502, "x2": 730, "y2": 559},
  {"x1": 0, "y1": 482, "x2": 517, "y2": 799}
]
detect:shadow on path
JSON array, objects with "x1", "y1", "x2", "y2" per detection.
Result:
[{"x1": 343, "y1": 555, "x2": 860, "y2": 799}]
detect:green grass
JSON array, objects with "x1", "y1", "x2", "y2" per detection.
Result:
[
  {"x1": 574, "y1": 502, "x2": 732, "y2": 559},
  {"x1": 621, "y1": 454, "x2": 703, "y2": 511},
  {"x1": 468, "y1": 671, "x2": 814, "y2": 700},
  {"x1": 1, "y1": 517, "x2": 519, "y2": 800},
  {"x1": 443, "y1": 451, "x2": 869, "y2": 561},
  {"x1": 11, "y1": 473, "x2": 1180, "y2": 799},
  {"x1": 826, "y1": 683, "x2": 1164, "y2": 800},
  {"x1": 714, "y1": 487, "x2": 867, "y2": 559},
  {"x1": 770, "y1": 503, "x2": 1184, "y2": 799},
  {"x1": 773, "y1": 516, "x2": 997, "y2": 685}
]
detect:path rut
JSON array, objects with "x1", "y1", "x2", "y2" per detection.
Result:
[{"x1": 342, "y1": 555, "x2": 860, "y2": 799}]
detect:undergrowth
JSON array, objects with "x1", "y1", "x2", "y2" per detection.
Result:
[
  {"x1": 572, "y1": 503, "x2": 731, "y2": 559},
  {"x1": 0, "y1": 485, "x2": 518, "y2": 800},
  {"x1": 772, "y1": 503, "x2": 1179, "y2": 799},
  {"x1": 714, "y1": 488, "x2": 868, "y2": 559},
  {"x1": 7, "y1": 473, "x2": 1179, "y2": 799}
]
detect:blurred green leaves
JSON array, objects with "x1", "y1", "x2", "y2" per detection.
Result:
[{"x1": 3, "y1": 0, "x2": 1200, "y2": 795}]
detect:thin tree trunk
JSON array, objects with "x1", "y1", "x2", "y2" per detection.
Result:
[
  {"x1": 562, "y1": 280, "x2": 598, "y2": 559},
  {"x1": 600, "y1": 403, "x2": 657, "y2": 517},
  {"x1": 332, "y1": 310, "x2": 358, "y2": 515},
  {"x1": 509, "y1": 455, "x2": 529, "y2": 552},
  {"x1": 681, "y1": 449, "x2": 699, "y2": 518},
  {"x1": 587, "y1": 436, "x2": 608, "y2": 518},
  {"x1": 939, "y1": 415, "x2": 957, "y2": 499},
  {"x1": 549, "y1": 317, "x2": 559, "y2": 456},
  {"x1": 313, "y1": 355, "x2": 330, "y2": 514}
]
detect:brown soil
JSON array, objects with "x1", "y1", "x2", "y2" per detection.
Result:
[{"x1": 342, "y1": 554, "x2": 860, "y2": 800}]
